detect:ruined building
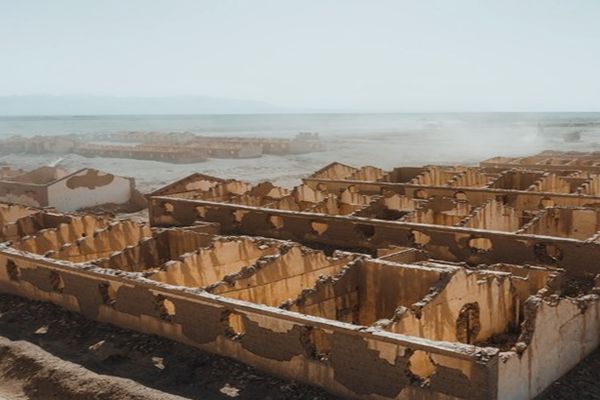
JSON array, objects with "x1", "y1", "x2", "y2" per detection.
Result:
[
  {"x1": 0, "y1": 165, "x2": 141, "y2": 212},
  {"x1": 1, "y1": 152, "x2": 600, "y2": 399},
  {"x1": 0, "y1": 132, "x2": 324, "y2": 163}
]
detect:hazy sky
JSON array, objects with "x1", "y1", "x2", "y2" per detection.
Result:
[{"x1": 1, "y1": 0, "x2": 600, "y2": 112}]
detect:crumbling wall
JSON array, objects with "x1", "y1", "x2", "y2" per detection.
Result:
[
  {"x1": 0, "y1": 248, "x2": 498, "y2": 400},
  {"x1": 519, "y1": 207, "x2": 600, "y2": 240},
  {"x1": 149, "y1": 174, "x2": 224, "y2": 197},
  {"x1": 293, "y1": 185, "x2": 327, "y2": 203},
  {"x1": 460, "y1": 200, "x2": 521, "y2": 232},
  {"x1": 357, "y1": 260, "x2": 448, "y2": 326},
  {"x1": 14, "y1": 215, "x2": 109, "y2": 255},
  {"x1": 11, "y1": 166, "x2": 66, "y2": 184},
  {"x1": 0, "y1": 203, "x2": 38, "y2": 225},
  {"x1": 384, "y1": 167, "x2": 425, "y2": 183},
  {"x1": 209, "y1": 246, "x2": 355, "y2": 307},
  {"x1": 303, "y1": 174, "x2": 600, "y2": 211},
  {"x1": 387, "y1": 269, "x2": 515, "y2": 344},
  {"x1": 449, "y1": 169, "x2": 493, "y2": 188},
  {"x1": 348, "y1": 166, "x2": 384, "y2": 182},
  {"x1": 487, "y1": 264, "x2": 559, "y2": 305},
  {"x1": 497, "y1": 295, "x2": 600, "y2": 400},
  {"x1": 0, "y1": 212, "x2": 73, "y2": 241},
  {"x1": 403, "y1": 198, "x2": 471, "y2": 226},
  {"x1": 0, "y1": 181, "x2": 48, "y2": 207},
  {"x1": 309, "y1": 195, "x2": 362, "y2": 216},
  {"x1": 285, "y1": 261, "x2": 362, "y2": 323},
  {"x1": 527, "y1": 173, "x2": 572, "y2": 193},
  {"x1": 149, "y1": 238, "x2": 281, "y2": 287},
  {"x1": 488, "y1": 171, "x2": 545, "y2": 191},
  {"x1": 310, "y1": 162, "x2": 358, "y2": 180},
  {"x1": 376, "y1": 247, "x2": 429, "y2": 263},
  {"x1": 352, "y1": 193, "x2": 416, "y2": 221},
  {"x1": 148, "y1": 196, "x2": 600, "y2": 276},
  {"x1": 95, "y1": 229, "x2": 212, "y2": 272},
  {"x1": 409, "y1": 167, "x2": 458, "y2": 186},
  {"x1": 49, "y1": 220, "x2": 152, "y2": 262},
  {"x1": 286, "y1": 259, "x2": 447, "y2": 327}
]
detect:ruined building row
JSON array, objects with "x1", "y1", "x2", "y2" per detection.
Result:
[
  {"x1": 0, "y1": 132, "x2": 324, "y2": 163},
  {"x1": 1, "y1": 151, "x2": 600, "y2": 399}
]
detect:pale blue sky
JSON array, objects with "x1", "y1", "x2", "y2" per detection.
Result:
[{"x1": 1, "y1": 0, "x2": 599, "y2": 111}]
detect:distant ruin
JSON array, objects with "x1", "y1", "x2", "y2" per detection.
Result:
[
  {"x1": 0, "y1": 151, "x2": 599, "y2": 399},
  {"x1": 0, "y1": 131, "x2": 324, "y2": 163}
]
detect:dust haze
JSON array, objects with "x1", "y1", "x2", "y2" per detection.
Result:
[{"x1": 1, "y1": 114, "x2": 597, "y2": 191}]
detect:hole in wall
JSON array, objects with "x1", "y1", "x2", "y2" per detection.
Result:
[
  {"x1": 268, "y1": 215, "x2": 284, "y2": 230},
  {"x1": 540, "y1": 197, "x2": 555, "y2": 208},
  {"x1": 456, "y1": 302, "x2": 481, "y2": 344},
  {"x1": 161, "y1": 202, "x2": 174, "y2": 214},
  {"x1": 414, "y1": 189, "x2": 428, "y2": 199},
  {"x1": 454, "y1": 191, "x2": 468, "y2": 201},
  {"x1": 302, "y1": 327, "x2": 331, "y2": 362},
  {"x1": 195, "y1": 206, "x2": 207, "y2": 219},
  {"x1": 49, "y1": 271, "x2": 65, "y2": 293},
  {"x1": 534, "y1": 242, "x2": 563, "y2": 264},
  {"x1": 408, "y1": 350, "x2": 437, "y2": 380},
  {"x1": 311, "y1": 221, "x2": 329, "y2": 235},
  {"x1": 233, "y1": 210, "x2": 248, "y2": 223},
  {"x1": 98, "y1": 282, "x2": 116, "y2": 308},
  {"x1": 468, "y1": 237, "x2": 493, "y2": 252},
  {"x1": 155, "y1": 295, "x2": 176, "y2": 322},
  {"x1": 411, "y1": 230, "x2": 431, "y2": 247},
  {"x1": 6, "y1": 259, "x2": 20, "y2": 281},
  {"x1": 495, "y1": 194, "x2": 509, "y2": 205},
  {"x1": 354, "y1": 224, "x2": 375, "y2": 240},
  {"x1": 222, "y1": 310, "x2": 245, "y2": 340}
]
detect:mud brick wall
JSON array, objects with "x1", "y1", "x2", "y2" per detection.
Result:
[
  {"x1": 0, "y1": 247, "x2": 499, "y2": 400},
  {"x1": 149, "y1": 196, "x2": 600, "y2": 276}
]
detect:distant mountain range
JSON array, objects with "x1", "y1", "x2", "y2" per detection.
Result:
[{"x1": 0, "y1": 95, "x2": 284, "y2": 116}]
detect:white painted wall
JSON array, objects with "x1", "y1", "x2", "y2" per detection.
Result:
[
  {"x1": 47, "y1": 170, "x2": 132, "y2": 212},
  {"x1": 497, "y1": 298, "x2": 600, "y2": 399}
]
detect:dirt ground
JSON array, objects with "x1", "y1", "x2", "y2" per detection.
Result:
[{"x1": 0, "y1": 294, "x2": 338, "y2": 400}]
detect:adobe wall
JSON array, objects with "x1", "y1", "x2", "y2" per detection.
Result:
[
  {"x1": 14, "y1": 215, "x2": 109, "y2": 256},
  {"x1": 0, "y1": 181, "x2": 49, "y2": 207},
  {"x1": 148, "y1": 238, "x2": 282, "y2": 287},
  {"x1": 0, "y1": 211, "x2": 73, "y2": 241},
  {"x1": 48, "y1": 220, "x2": 152, "y2": 262},
  {"x1": 519, "y1": 207, "x2": 600, "y2": 240},
  {"x1": 148, "y1": 196, "x2": 600, "y2": 276},
  {"x1": 302, "y1": 177, "x2": 600, "y2": 210},
  {"x1": 208, "y1": 247, "x2": 356, "y2": 307},
  {"x1": 386, "y1": 269, "x2": 515, "y2": 344},
  {"x1": 459, "y1": 200, "x2": 521, "y2": 232},
  {"x1": 0, "y1": 247, "x2": 498, "y2": 400},
  {"x1": 95, "y1": 229, "x2": 213, "y2": 272},
  {"x1": 0, "y1": 203, "x2": 38, "y2": 225}
]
